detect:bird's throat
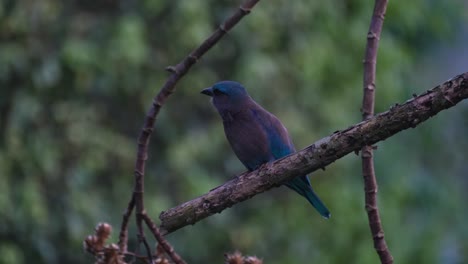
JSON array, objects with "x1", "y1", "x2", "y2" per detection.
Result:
[{"x1": 220, "y1": 110, "x2": 235, "y2": 123}]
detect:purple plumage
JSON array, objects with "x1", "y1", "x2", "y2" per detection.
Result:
[{"x1": 201, "y1": 81, "x2": 330, "y2": 218}]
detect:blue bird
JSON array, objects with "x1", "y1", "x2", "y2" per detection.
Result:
[{"x1": 201, "y1": 81, "x2": 330, "y2": 218}]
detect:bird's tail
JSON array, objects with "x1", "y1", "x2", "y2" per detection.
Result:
[
  {"x1": 302, "y1": 187, "x2": 331, "y2": 219},
  {"x1": 286, "y1": 177, "x2": 331, "y2": 219}
]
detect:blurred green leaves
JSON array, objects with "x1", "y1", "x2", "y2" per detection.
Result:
[{"x1": 0, "y1": 0, "x2": 467, "y2": 263}]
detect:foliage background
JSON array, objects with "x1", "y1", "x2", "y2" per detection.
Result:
[{"x1": 1, "y1": 0, "x2": 467, "y2": 263}]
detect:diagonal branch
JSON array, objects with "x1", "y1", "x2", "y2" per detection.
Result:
[
  {"x1": 361, "y1": 0, "x2": 392, "y2": 263},
  {"x1": 117, "y1": 0, "x2": 261, "y2": 262},
  {"x1": 142, "y1": 213, "x2": 187, "y2": 264},
  {"x1": 159, "y1": 73, "x2": 468, "y2": 235}
]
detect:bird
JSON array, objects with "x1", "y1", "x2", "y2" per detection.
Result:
[{"x1": 201, "y1": 81, "x2": 330, "y2": 218}]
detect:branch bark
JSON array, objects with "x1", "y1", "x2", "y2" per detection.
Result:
[
  {"x1": 159, "y1": 72, "x2": 468, "y2": 235},
  {"x1": 361, "y1": 1, "x2": 393, "y2": 263}
]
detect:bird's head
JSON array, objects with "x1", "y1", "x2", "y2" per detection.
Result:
[{"x1": 201, "y1": 81, "x2": 251, "y2": 114}]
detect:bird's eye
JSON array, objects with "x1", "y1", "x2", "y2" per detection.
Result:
[{"x1": 213, "y1": 88, "x2": 224, "y2": 96}]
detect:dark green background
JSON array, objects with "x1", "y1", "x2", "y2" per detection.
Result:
[{"x1": 1, "y1": 0, "x2": 467, "y2": 263}]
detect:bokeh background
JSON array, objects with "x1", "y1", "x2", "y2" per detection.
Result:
[{"x1": 1, "y1": 0, "x2": 468, "y2": 263}]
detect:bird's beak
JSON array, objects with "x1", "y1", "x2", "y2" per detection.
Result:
[{"x1": 200, "y1": 87, "x2": 213, "y2": 96}]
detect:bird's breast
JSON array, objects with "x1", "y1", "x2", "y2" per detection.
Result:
[{"x1": 223, "y1": 114, "x2": 272, "y2": 170}]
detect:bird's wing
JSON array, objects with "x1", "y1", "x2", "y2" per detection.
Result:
[
  {"x1": 250, "y1": 104, "x2": 330, "y2": 218},
  {"x1": 250, "y1": 105, "x2": 295, "y2": 159},
  {"x1": 251, "y1": 106, "x2": 313, "y2": 186}
]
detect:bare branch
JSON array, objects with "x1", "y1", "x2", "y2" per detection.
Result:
[
  {"x1": 159, "y1": 73, "x2": 468, "y2": 235},
  {"x1": 142, "y1": 213, "x2": 187, "y2": 264},
  {"x1": 361, "y1": 0, "x2": 393, "y2": 263},
  {"x1": 118, "y1": 195, "x2": 134, "y2": 252}
]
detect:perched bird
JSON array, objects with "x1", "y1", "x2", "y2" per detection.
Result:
[{"x1": 201, "y1": 81, "x2": 330, "y2": 218}]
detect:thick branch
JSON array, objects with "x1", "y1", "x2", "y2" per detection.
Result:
[
  {"x1": 159, "y1": 72, "x2": 468, "y2": 235},
  {"x1": 361, "y1": 0, "x2": 392, "y2": 263}
]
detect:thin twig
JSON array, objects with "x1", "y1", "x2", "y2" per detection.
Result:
[
  {"x1": 142, "y1": 213, "x2": 187, "y2": 264},
  {"x1": 136, "y1": 215, "x2": 153, "y2": 263},
  {"x1": 159, "y1": 73, "x2": 468, "y2": 234},
  {"x1": 117, "y1": 0, "x2": 262, "y2": 262},
  {"x1": 118, "y1": 194, "x2": 135, "y2": 252},
  {"x1": 361, "y1": 1, "x2": 393, "y2": 263}
]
